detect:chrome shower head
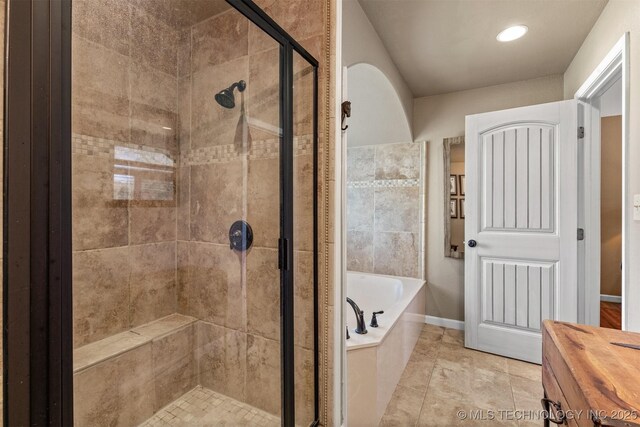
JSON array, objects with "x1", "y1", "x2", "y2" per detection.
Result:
[{"x1": 214, "y1": 80, "x2": 246, "y2": 109}]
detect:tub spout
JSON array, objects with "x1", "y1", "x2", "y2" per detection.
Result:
[{"x1": 346, "y1": 297, "x2": 367, "y2": 334}]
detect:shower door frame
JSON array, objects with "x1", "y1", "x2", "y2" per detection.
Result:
[
  {"x1": 3, "y1": 0, "x2": 319, "y2": 426},
  {"x1": 227, "y1": 1, "x2": 320, "y2": 425},
  {"x1": 4, "y1": 0, "x2": 73, "y2": 425}
]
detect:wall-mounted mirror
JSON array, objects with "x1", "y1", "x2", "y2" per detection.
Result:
[{"x1": 444, "y1": 136, "x2": 465, "y2": 259}]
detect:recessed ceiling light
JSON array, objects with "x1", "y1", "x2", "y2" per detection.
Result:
[{"x1": 496, "y1": 25, "x2": 528, "y2": 42}]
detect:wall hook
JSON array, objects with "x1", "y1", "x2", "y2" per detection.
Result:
[{"x1": 341, "y1": 101, "x2": 351, "y2": 131}]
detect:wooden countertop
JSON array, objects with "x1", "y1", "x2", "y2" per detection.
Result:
[{"x1": 543, "y1": 320, "x2": 640, "y2": 426}]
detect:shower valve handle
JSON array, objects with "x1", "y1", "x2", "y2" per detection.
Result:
[
  {"x1": 370, "y1": 310, "x2": 384, "y2": 328},
  {"x1": 229, "y1": 220, "x2": 253, "y2": 252}
]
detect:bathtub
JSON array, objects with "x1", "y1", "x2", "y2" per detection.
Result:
[{"x1": 346, "y1": 272, "x2": 426, "y2": 427}]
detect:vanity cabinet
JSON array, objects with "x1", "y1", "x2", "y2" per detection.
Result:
[{"x1": 541, "y1": 320, "x2": 640, "y2": 427}]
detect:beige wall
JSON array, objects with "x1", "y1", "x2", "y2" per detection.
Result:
[
  {"x1": 601, "y1": 116, "x2": 623, "y2": 297},
  {"x1": 563, "y1": 0, "x2": 640, "y2": 329},
  {"x1": 342, "y1": 0, "x2": 413, "y2": 128},
  {"x1": 413, "y1": 74, "x2": 564, "y2": 321},
  {"x1": 346, "y1": 64, "x2": 412, "y2": 147}
]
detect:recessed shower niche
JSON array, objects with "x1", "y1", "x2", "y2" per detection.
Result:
[{"x1": 70, "y1": 0, "x2": 318, "y2": 425}]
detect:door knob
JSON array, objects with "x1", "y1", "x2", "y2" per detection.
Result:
[{"x1": 467, "y1": 239, "x2": 477, "y2": 248}]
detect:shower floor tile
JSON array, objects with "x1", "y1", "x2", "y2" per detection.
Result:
[{"x1": 139, "y1": 386, "x2": 280, "y2": 427}]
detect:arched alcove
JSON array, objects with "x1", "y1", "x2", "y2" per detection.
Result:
[{"x1": 346, "y1": 63, "x2": 412, "y2": 146}]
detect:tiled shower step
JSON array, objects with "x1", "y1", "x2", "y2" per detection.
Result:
[{"x1": 74, "y1": 313, "x2": 197, "y2": 373}]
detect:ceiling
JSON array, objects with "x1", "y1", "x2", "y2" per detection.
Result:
[{"x1": 358, "y1": 0, "x2": 608, "y2": 97}]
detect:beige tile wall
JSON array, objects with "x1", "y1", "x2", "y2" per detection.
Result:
[
  {"x1": 73, "y1": 315, "x2": 198, "y2": 426},
  {"x1": 71, "y1": 0, "x2": 334, "y2": 425},
  {"x1": 347, "y1": 142, "x2": 424, "y2": 278},
  {"x1": 175, "y1": 4, "x2": 320, "y2": 423},
  {"x1": 72, "y1": 0, "x2": 180, "y2": 348},
  {"x1": 74, "y1": 342, "x2": 157, "y2": 426}
]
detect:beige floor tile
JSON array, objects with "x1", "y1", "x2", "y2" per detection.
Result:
[
  {"x1": 422, "y1": 323, "x2": 444, "y2": 333},
  {"x1": 379, "y1": 385, "x2": 425, "y2": 427},
  {"x1": 378, "y1": 328, "x2": 548, "y2": 427},
  {"x1": 506, "y1": 358, "x2": 541, "y2": 382},
  {"x1": 416, "y1": 361, "x2": 515, "y2": 426},
  {"x1": 437, "y1": 342, "x2": 509, "y2": 374},
  {"x1": 413, "y1": 336, "x2": 441, "y2": 358},
  {"x1": 421, "y1": 324, "x2": 445, "y2": 340},
  {"x1": 399, "y1": 353, "x2": 437, "y2": 393},
  {"x1": 442, "y1": 329, "x2": 464, "y2": 346},
  {"x1": 439, "y1": 359, "x2": 514, "y2": 408},
  {"x1": 510, "y1": 376, "x2": 545, "y2": 427}
]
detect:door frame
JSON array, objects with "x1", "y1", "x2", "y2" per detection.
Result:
[
  {"x1": 574, "y1": 33, "x2": 629, "y2": 329},
  {"x1": 4, "y1": 0, "x2": 73, "y2": 424}
]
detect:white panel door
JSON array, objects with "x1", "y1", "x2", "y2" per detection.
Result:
[{"x1": 465, "y1": 100, "x2": 579, "y2": 364}]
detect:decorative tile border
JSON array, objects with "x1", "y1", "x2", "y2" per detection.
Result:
[
  {"x1": 347, "y1": 179, "x2": 420, "y2": 188},
  {"x1": 183, "y1": 135, "x2": 313, "y2": 166},
  {"x1": 72, "y1": 133, "x2": 314, "y2": 166},
  {"x1": 183, "y1": 142, "x2": 248, "y2": 165},
  {"x1": 72, "y1": 134, "x2": 176, "y2": 165}
]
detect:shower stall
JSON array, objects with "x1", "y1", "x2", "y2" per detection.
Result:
[{"x1": 3, "y1": 0, "x2": 319, "y2": 425}]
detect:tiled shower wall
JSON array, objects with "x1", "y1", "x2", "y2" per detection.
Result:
[
  {"x1": 347, "y1": 142, "x2": 425, "y2": 278},
  {"x1": 71, "y1": 0, "x2": 324, "y2": 424},
  {"x1": 72, "y1": 0, "x2": 180, "y2": 348},
  {"x1": 173, "y1": 5, "x2": 318, "y2": 422}
]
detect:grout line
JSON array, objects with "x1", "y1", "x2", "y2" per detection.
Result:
[
  {"x1": 414, "y1": 329, "x2": 445, "y2": 427},
  {"x1": 507, "y1": 372, "x2": 519, "y2": 423},
  {"x1": 173, "y1": 26, "x2": 181, "y2": 318},
  {"x1": 126, "y1": 4, "x2": 134, "y2": 332}
]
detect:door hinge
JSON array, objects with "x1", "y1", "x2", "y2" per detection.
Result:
[
  {"x1": 578, "y1": 126, "x2": 585, "y2": 139},
  {"x1": 577, "y1": 228, "x2": 585, "y2": 241}
]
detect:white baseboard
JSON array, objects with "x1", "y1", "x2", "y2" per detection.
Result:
[
  {"x1": 600, "y1": 294, "x2": 622, "y2": 303},
  {"x1": 425, "y1": 315, "x2": 464, "y2": 330}
]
